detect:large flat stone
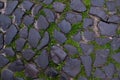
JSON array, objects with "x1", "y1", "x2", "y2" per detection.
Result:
[{"x1": 0, "y1": 55, "x2": 9, "y2": 67}]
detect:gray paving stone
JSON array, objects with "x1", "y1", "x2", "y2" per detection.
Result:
[
  {"x1": 0, "y1": 33, "x2": 3, "y2": 50},
  {"x1": 106, "y1": 1, "x2": 116, "y2": 12},
  {"x1": 19, "y1": 27, "x2": 28, "y2": 39},
  {"x1": 45, "y1": 67, "x2": 58, "y2": 77},
  {"x1": 63, "y1": 58, "x2": 81, "y2": 77},
  {"x1": 83, "y1": 30, "x2": 95, "y2": 41},
  {"x1": 0, "y1": 1, "x2": 4, "y2": 9},
  {"x1": 78, "y1": 77, "x2": 88, "y2": 80},
  {"x1": 91, "y1": 0, "x2": 105, "y2": 7},
  {"x1": 73, "y1": 32, "x2": 82, "y2": 42},
  {"x1": 14, "y1": 78, "x2": 24, "y2": 80},
  {"x1": 0, "y1": 55, "x2": 9, "y2": 67},
  {"x1": 108, "y1": 15, "x2": 120, "y2": 24},
  {"x1": 111, "y1": 38, "x2": 120, "y2": 50},
  {"x1": 112, "y1": 78, "x2": 119, "y2": 80},
  {"x1": 70, "y1": 0, "x2": 86, "y2": 12},
  {"x1": 83, "y1": 18, "x2": 93, "y2": 29},
  {"x1": 23, "y1": 15, "x2": 34, "y2": 26},
  {"x1": 60, "y1": 73, "x2": 69, "y2": 80},
  {"x1": 43, "y1": 0, "x2": 53, "y2": 4},
  {"x1": 16, "y1": 38, "x2": 26, "y2": 51},
  {"x1": 3, "y1": 47, "x2": 15, "y2": 57},
  {"x1": 58, "y1": 20, "x2": 71, "y2": 33},
  {"x1": 116, "y1": 0, "x2": 120, "y2": 12},
  {"x1": 94, "y1": 68, "x2": 106, "y2": 79},
  {"x1": 32, "y1": 4, "x2": 42, "y2": 16},
  {"x1": 53, "y1": 2, "x2": 65, "y2": 12},
  {"x1": 112, "y1": 53, "x2": 120, "y2": 63}
]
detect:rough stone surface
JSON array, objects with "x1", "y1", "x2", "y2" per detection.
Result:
[
  {"x1": 111, "y1": 38, "x2": 120, "y2": 50},
  {"x1": 43, "y1": 0, "x2": 53, "y2": 4},
  {"x1": 21, "y1": 1, "x2": 34, "y2": 11},
  {"x1": 0, "y1": 1, "x2": 4, "y2": 9},
  {"x1": 94, "y1": 68, "x2": 105, "y2": 79},
  {"x1": 32, "y1": 4, "x2": 42, "y2": 16},
  {"x1": 106, "y1": 1, "x2": 116, "y2": 12},
  {"x1": 3, "y1": 47, "x2": 15, "y2": 57},
  {"x1": 16, "y1": 38, "x2": 26, "y2": 51},
  {"x1": 53, "y1": 2, "x2": 65, "y2": 12},
  {"x1": 83, "y1": 18, "x2": 93, "y2": 29},
  {"x1": 108, "y1": 15, "x2": 120, "y2": 24},
  {"x1": 0, "y1": 33, "x2": 3, "y2": 50},
  {"x1": 95, "y1": 37, "x2": 110, "y2": 45},
  {"x1": 45, "y1": 67, "x2": 58, "y2": 77},
  {"x1": 91, "y1": 0, "x2": 105, "y2": 7},
  {"x1": 73, "y1": 32, "x2": 82, "y2": 42},
  {"x1": 112, "y1": 53, "x2": 120, "y2": 63},
  {"x1": 83, "y1": 30, "x2": 95, "y2": 41},
  {"x1": 0, "y1": 55, "x2": 9, "y2": 67},
  {"x1": 19, "y1": 27, "x2": 28, "y2": 39},
  {"x1": 23, "y1": 15, "x2": 34, "y2": 26}
]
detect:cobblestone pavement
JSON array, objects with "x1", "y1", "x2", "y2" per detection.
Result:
[{"x1": 0, "y1": 0, "x2": 120, "y2": 80}]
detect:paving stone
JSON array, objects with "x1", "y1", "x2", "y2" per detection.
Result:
[
  {"x1": 83, "y1": 18, "x2": 93, "y2": 29},
  {"x1": 89, "y1": 7, "x2": 107, "y2": 20},
  {"x1": 108, "y1": 15, "x2": 120, "y2": 24},
  {"x1": 83, "y1": 30, "x2": 95, "y2": 41},
  {"x1": 0, "y1": 14, "x2": 11, "y2": 30},
  {"x1": 116, "y1": 0, "x2": 120, "y2": 12},
  {"x1": 106, "y1": 1, "x2": 116, "y2": 12},
  {"x1": 35, "y1": 15, "x2": 49, "y2": 30},
  {"x1": 54, "y1": 29, "x2": 67, "y2": 43},
  {"x1": 45, "y1": 67, "x2": 58, "y2": 77},
  {"x1": 8, "y1": 59, "x2": 25, "y2": 72},
  {"x1": 91, "y1": 0, "x2": 105, "y2": 7},
  {"x1": 5, "y1": 24, "x2": 18, "y2": 45},
  {"x1": 44, "y1": 8, "x2": 55, "y2": 22},
  {"x1": 25, "y1": 64, "x2": 39, "y2": 78},
  {"x1": 43, "y1": 0, "x2": 53, "y2": 4},
  {"x1": 19, "y1": 27, "x2": 28, "y2": 39},
  {"x1": 80, "y1": 43, "x2": 94, "y2": 55},
  {"x1": 16, "y1": 38, "x2": 26, "y2": 51},
  {"x1": 0, "y1": 55, "x2": 9, "y2": 67},
  {"x1": 94, "y1": 68, "x2": 106, "y2": 79},
  {"x1": 13, "y1": 8, "x2": 25, "y2": 26},
  {"x1": 3, "y1": 47, "x2": 15, "y2": 57},
  {"x1": 111, "y1": 38, "x2": 120, "y2": 50},
  {"x1": 0, "y1": 1, "x2": 4, "y2": 9},
  {"x1": 51, "y1": 46, "x2": 67, "y2": 64},
  {"x1": 14, "y1": 78, "x2": 24, "y2": 80},
  {"x1": 73, "y1": 32, "x2": 82, "y2": 42},
  {"x1": 28, "y1": 28, "x2": 41, "y2": 48},
  {"x1": 21, "y1": 0, "x2": 34, "y2": 11},
  {"x1": 63, "y1": 58, "x2": 81, "y2": 77},
  {"x1": 1, "y1": 69, "x2": 14, "y2": 80},
  {"x1": 65, "y1": 12, "x2": 82, "y2": 24},
  {"x1": 23, "y1": 15, "x2": 34, "y2": 26},
  {"x1": 0, "y1": 33, "x2": 3, "y2": 50},
  {"x1": 37, "y1": 32, "x2": 49, "y2": 50},
  {"x1": 78, "y1": 77, "x2": 88, "y2": 80},
  {"x1": 22, "y1": 49, "x2": 35, "y2": 61},
  {"x1": 34, "y1": 50, "x2": 49, "y2": 69},
  {"x1": 58, "y1": 20, "x2": 71, "y2": 33},
  {"x1": 60, "y1": 73, "x2": 69, "y2": 80},
  {"x1": 112, "y1": 53, "x2": 120, "y2": 63},
  {"x1": 112, "y1": 78, "x2": 119, "y2": 80},
  {"x1": 98, "y1": 21, "x2": 117, "y2": 36},
  {"x1": 64, "y1": 44, "x2": 78, "y2": 55},
  {"x1": 32, "y1": 4, "x2": 42, "y2": 16},
  {"x1": 94, "y1": 49, "x2": 109, "y2": 67},
  {"x1": 80, "y1": 56, "x2": 92, "y2": 77},
  {"x1": 103, "y1": 63, "x2": 115, "y2": 79},
  {"x1": 5, "y1": 1, "x2": 18, "y2": 15},
  {"x1": 53, "y1": 2, "x2": 65, "y2": 12}
]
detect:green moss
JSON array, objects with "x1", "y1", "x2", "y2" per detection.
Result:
[{"x1": 25, "y1": 10, "x2": 31, "y2": 15}]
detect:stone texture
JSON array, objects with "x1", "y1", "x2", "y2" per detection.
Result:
[
  {"x1": 83, "y1": 30, "x2": 95, "y2": 41},
  {"x1": 0, "y1": 1, "x2": 4, "y2": 9},
  {"x1": 21, "y1": 1, "x2": 34, "y2": 11},
  {"x1": 19, "y1": 27, "x2": 28, "y2": 39},
  {"x1": 94, "y1": 68, "x2": 105, "y2": 79},
  {"x1": 23, "y1": 15, "x2": 34, "y2": 26},
  {"x1": 3, "y1": 47, "x2": 15, "y2": 57},
  {"x1": 73, "y1": 32, "x2": 82, "y2": 42},
  {"x1": 45, "y1": 67, "x2": 58, "y2": 77},
  {"x1": 0, "y1": 33, "x2": 3, "y2": 50},
  {"x1": 32, "y1": 4, "x2": 42, "y2": 16},
  {"x1": 83, "y1": 18, "x2": 93, "y2": 29},
  {"x1": 53, "y1": 2, "x2": 65, "y2": 12},
  {"x1": 91, "y1": 0, "x2": 105, "y2": 7},
  {"x1": 16, "y1": 38, "x2": 26, "y2": 51},
  {"x1": 111, "y1": 38, "x2": 120, "y2": 50},
  {"x1": 106, "y1": 1, "x2": 116, "y2": 12},
  {"x1": 78, "y1": 77, "x2": 88, "y2": 80},
  {"x1": 108, "y1": 15, "x2": 120, "y2": 24},
  {"x1": 112, "y1": 53, "x2": 120, "y2": 63},
  {"x1": 0, "y1": 55, "x2": 9, "y2": 67},
  {"x1": 43, "y1": 0, "x2": 53, "y2": 4}
]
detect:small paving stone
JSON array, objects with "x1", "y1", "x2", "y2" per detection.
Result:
[
  {"x1": 34, "y1": 50, "x2": 49, "y2": 69},
  {"x1": 53, "y1": 2, "x2": 65, "y2": 12},
  {"x1": 91, "y1": 0, "x2": 105, "y2": 7},
  {"x1": 94, "y1": 49, "x2": 109, "y2": 67},
  {"x1": 13, "y1": 8, "x2": 25, "y2": 26},
  {"x1": 98, "y1": 21, "x2": 117, "y2": 36},
  {"x1": 60, "y1": 73, "x2": 69, "y2": 80},
  {"x1": 45, "y1": 67, "x2": 58, "y2": 77},
  {"x1": 32, "y1": 4, "x2": 42, "y2": 16},
  {"x1": 8, "y1": 59, "x2": 25, "y2": 72},
  {"x1": 14, "y1": 78, "x2": 24, "y2": 80},
  {"x1": 0, "y1": 33, "x2": 3, "y2": 50},
  {"x1": 89, "y1": 7, "x2": 107, "y2": 20},
  {"x1": 80, "y1": 43, "x2": 94, "y2": 55},
  {"x1": 37, "y1": 32, "x2": 49, "y2": 50},
  {"x1": 83, "y1": 18, "x2": 93, "y2": 29},
  {"x1": 0, "y1": 55, "x2": 9, "y2": 67},
  {"x1": 22, "y1": 49, "x2": 35, "y2": 61},
  {"x1": 16, "y1": 38, "x2": 26, "y2": 51},
  {"x1": 19, "y1": 27, "x2": 28, "y2": 39},
  {"x1": 35, "y1": 15, "x2": 49, "y2": 30},
  {"x1": 83, "y1": 30, "x2": 95, "y2": 41},
  {"x1": 103, "y1": 63, "x2": 115, "y2": 79},
  {"x1": 1, "y1": 69, "x2": 14, "y2": 80},
  {"x1": 28, "y1": 28, "x2": 41, "y2": 48},
  {"x1": 25, "y1": 64, "x2": 39, "y2": 78},
  {"x1": 43, "y1": 0, "x2": 53, "y2": 4},
  {"x1": 94, "y1": 68, "x2": 106, "y2": 79},
  {"x1": 65, "y1": 12, "x2": 82, "y2": 24},
  {"x1": 0, "y1": 14, "x2": 11, "y2": 30},
  {"x1": 112, "y1": 78, "x2": 119, "y2": 80},
  {"x1": 112, "y1": 53, "x2": 120, "y2": 63},
  {"x1": 54, "y1": 29, "x2": 67, "y2": 43},
  {"x1": 5, "y1": 1, "x2": 18, "y2": 15},
  {"x1": 106, "y1": 1, "x2": 116, "y2": 12},
  {"x1": 0, "y1": 1, "x2": 4, "y2": 9},
  {"x1": 5, "y1": 24, "x2": 18, "y2": 45},
  {"x1": 44, "y1": 8, "x2": 55, "y2": 22},
  {"x1": 80, "y1": 56, "x2": 92, "y2": 77},
  {"x1": 73, "y1": 32, "x2": 82, "y2": 42},
  {"x1": 51, "y1": 46, "x2": 67, "y2": 64},
  {"x1": 3, "y1": 47, "x2": 15, "y2": 57},
  {"x1": 63, "y1": 58, "x2": 81, "y2": 77},
  {"x1": 23, "y1": 15, "x2": 34, "y2": 26},
  {"x1": 70, "y1": 0, "x2": 86, "y2": 12},
  {"x1": 78, "y1": 77, "x2": 88, "y2": 80},
  {"x1": 108, "y1": 15, "x2": 120, "y2": 24},
  {"x1": 111, "y1": 38, "x2": 120, "y2": 50},
  {"x1": 116, "y1": 0, "x2": 120, "y2": 12},
  {"x1": 64, "y1": 44, "x2": 78, "y2": 55},
  {"x1": 58, "y1": 20, "x2": 71, "y2": 33}
]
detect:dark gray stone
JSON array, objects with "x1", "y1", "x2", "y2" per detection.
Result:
[
  {"x1": 0, "y1": 33, "x2": 3, "y2": 50},
  {"x1": 70, "y1": 0, "x2": 86, "y2": 12},
  {"x1": 45, "y1": 67, "x2": 58, "y2": 77},
  {"x1": 80, "y1": 56, "x2": 92, "y2": 77},
  {"x1": 25, "y1": 64, "x2": 39, "y2": 78},
  {"x1": 28, "y1": 28, "x2": 41, "y2": 48},
  {"x1": 14, "y1": 78, "x2": 24, "y2": 80},
  {"x1": 116, "y1": 0, "x2": 120, "y2": 12},
  {"x1": 98, "y1": 21, "x2": 118, "y2": 36},
  {"x1": 37, "y1": 32, "x2": 49, "y2": 50},
  {"x1": 5, "y1": 24, "x2": 18, "y2": 45},
  {"x1": 83, "y1": 30, "x2": 95, "y2": 41},
  {"x1": 36, "y1": 15, "x2": 49, "y2": 30},
  {"x1": 112, "y1": 53, "x2": 120, "y2": 63},
  {"x1": 78, "y1": 77, "x2": 88, "y2": 80},
  {"x1": 34, "y1": 50, "x2": 49, "y2": 69},
  {"x1": 54, "y1": 30, "x2": 67, "y2": 43},
  {"x1": 32, "y1": 4, "x2": 42, "y2": 16},
  {"x1": 53, "y1": 2, "x2": 65, "y2": 12},
  {"x1": 65, "y1": 12, "x2": 82, "y2": 24},
  {"x1": 23, "y1": 15, "x2": 34, "y2": 26},
  {"x1": 8, "y1": 59, "x2": 25, "y2": 72},
  {"x1": 0, "y1": 1, "x2": 4, "y2": 9},
  {"x1": 43, "y1": 0, "x2": 53, "y2": 4},
  {"x1": 3, "y1": 47, "x2": 15, "y2": 57},
  {"x1": 83, "y1": 18, "x2": 93, "y2": 29},
  {"x1": 112, "y1": 78, "x2": 119, "y2": 80},
  {"x1": 73, "y1": 32, "x2": 82, "y2": 42},
  {"x1": 60, "y1": 73, "x2": 69, "y2": 80},
  {"x1": 0, "y1": 14, "x2": 11, "y2": 30},
  {"x1": 91, "y1": 0, "x2": 105, "y2": 7},
  {"x1": 0, "y1": 55, "x2": 9, "y2": 67},
  {"x1": 44, "y1": 8, "x2": 55, "y2": 22},
  {"x1": 51, "y1": 46, "x2": 67, "y2": 64},
  {"x1": 94, "y1": 68, "x2": 105, "y2": 79},
  {"x1": 16, "y1": 38, "x2": 26, "y2": 51},
  {"x1": 94, "y1": 49, "x2": 109, "y2": 67},
  {"x1": 111, "y1": 38, "x2": 120, "y2": 50},
  {"x1": 19, "y1": 27, "x2": 28, "y2": 39},
  {"x1": 5, "y1": 1, "x2": 18, "y2": 15},
  {"x1": 106, "y1": 1, "x2": 116, "y2": 12},
  {"x1": 58, "y1": 20, "x2": 71, "y2": 33},
  {"x1": 21, "y1": 1, "x2": 34, "y2": 11},
  {"x1": 63, "y1": 58, "x2": 81, "y2": 77},
  {"x1": 22, "y1": 49, "x2": 35, "y2": 61},
  {"x1": 108, "y1": 15, "x2": 120, "y2": 24}
]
